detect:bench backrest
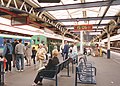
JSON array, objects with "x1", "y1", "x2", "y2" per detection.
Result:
[{"x1": 55, "y1": 58, "x2": 70, "y2": 75}]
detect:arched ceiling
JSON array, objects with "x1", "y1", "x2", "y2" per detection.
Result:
[{"x1": 0, "y1": 0, "x2": 120, "y2": 41}]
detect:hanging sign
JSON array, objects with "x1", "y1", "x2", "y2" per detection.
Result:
[{"x1": 74, "y1": 24, "x2": 93, "y2": 31}]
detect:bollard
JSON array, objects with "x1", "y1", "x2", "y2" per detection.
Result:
[{"x1": 0, "y1": 61, "x2": 5, "y2": 86}]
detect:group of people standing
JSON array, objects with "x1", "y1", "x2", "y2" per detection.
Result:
[
  {"x1": 2, "y1": 39, "x2": 78, "y2": 86},
  {"x1": 60, "y1": 41, "x2": 78, "y2": 61},
  {"x1": 2, "y1": 39, "x2": 37, "y2": 72}
]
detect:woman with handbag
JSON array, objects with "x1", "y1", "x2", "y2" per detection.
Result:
[{"x1": 36, "y1": 43, "x2": 46, "y2": 69}]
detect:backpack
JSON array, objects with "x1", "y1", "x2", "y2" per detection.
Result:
[{"x1": 6, "y1": 45, "x2": 10, "y2": 55}]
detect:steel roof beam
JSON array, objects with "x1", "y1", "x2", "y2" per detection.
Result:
[
  {"x1": 98, "y1": 0, "x2": 115, "y2": 27},
  {"x1": 54, "y1": 16, "x2": 118, "y2": 22},
  {"x1": 63, "y1": 24, "x2": 107, "y2": 27},
  {"x1": 63, "y1": 23, "x2": 120, "y2": 27},
  {"x1": 35, "y1": 0, "x2": 120, "y2": 11},
  {"x1": 69, "y1": 28, "x2": 103, "y2": 30}
]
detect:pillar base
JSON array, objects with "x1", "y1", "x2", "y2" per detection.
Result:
[{"x1": 107, "y1": 49, "x2": 110, "y2": 59}]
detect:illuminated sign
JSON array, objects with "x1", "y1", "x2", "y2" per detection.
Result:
[{"x1": 74, "y1": 24, "x2": 93, "y2": 31}]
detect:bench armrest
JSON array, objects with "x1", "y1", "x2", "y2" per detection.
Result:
[{"x1": 41, "y1": 69, "x2": 57, "y2": 72}]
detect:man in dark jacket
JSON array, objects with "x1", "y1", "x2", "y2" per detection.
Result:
[
  {"x1": 63, "y1": 41, "x2": 69, "y2": 60},
  {"x1": 2, "y1": 40, "x2": 13, "y2": 72},
  {"x1": 11, "y1": 39, "x2": 18, "y2": 67}
]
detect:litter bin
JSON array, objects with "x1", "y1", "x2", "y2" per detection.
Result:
[
  {"x1": 100, "y1": 47, "x2": 103, "y2": 57},
  {"x1": 0, "y1": 61, "x2": 5, "y2": 86}
]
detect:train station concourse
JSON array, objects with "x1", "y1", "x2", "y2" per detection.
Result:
[{"x1": 0, "y1": 0, "x2": 120, "y2": 86}]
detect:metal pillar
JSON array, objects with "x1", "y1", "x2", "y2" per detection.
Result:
[
  {"x1": 80, "y1": 31, "x2": 83, "y2": 54},
  {"x1": 107, "y1": 33, "x2": 110, "y2": 59},
  {"x1": 98, "y1": 38, "x2": 101, "y2": 46},
  {"x1": 0, "y1": 61, "x2": 4, "y2": 86},
  {"x1": 62, "y1": 34, "x2": 64, "y2": 49},
  {"x1": 62, "y1": 34, "x2": 65, "y2": 60}
]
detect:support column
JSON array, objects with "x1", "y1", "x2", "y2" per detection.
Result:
[
  {"x1": 99, "y1": 38, "x2": 102, "y2": 57},
  {"x1": 61, "y1": 34, "x2": 65, "y2": 60},
  {"x1": 107, "y1": 33, "x2": 110, "y2": 59},
  {"x1": 62, "y1": 34, "x2": 64, "y2": 48},
  {"x1": 80, "y1": 31, "x2": 83, "y2": 54},
  {"x1": 98, "y1": 38, "x2": 101, "y2": 47}
]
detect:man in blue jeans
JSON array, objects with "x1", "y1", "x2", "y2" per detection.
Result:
[
  {"x1": 63, "y1": 41, "x2": 69, "y2": 60},
  {"x1": 15, "y1": 39, "x2": 25, "y2": 72}
]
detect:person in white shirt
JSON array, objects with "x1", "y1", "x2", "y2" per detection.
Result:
[{"x1": 72, "y1": 42, "x2": 78, "y2": 63}]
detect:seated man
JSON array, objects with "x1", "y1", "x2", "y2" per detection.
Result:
[{"x1": 32, "y1": 49, "x2": 59, "y2": 86}]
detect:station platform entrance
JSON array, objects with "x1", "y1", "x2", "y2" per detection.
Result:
[{"x1": 4, "y1": 54, "x2": 120, "y2": 86}]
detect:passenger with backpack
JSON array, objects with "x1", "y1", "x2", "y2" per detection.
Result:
[{"x1": 2, "y1": 40, "x2": 13, "y2": 72}]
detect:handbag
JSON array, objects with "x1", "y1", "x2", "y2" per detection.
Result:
[{"x1": 36, "y1": 53, "x2": 44, "y2": 61}]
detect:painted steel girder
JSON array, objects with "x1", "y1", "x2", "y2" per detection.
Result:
[
  {"x1": 63, "y1": 23, "x2": 120, "y2": 27},
  {"x1": 36, "y1": 0, "x2": 120, "y2": 11},
  {"x1": 54, "y1": 16, "x2": 119, "y2": 22}
]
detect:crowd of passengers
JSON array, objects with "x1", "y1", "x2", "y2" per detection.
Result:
[{"x1": 1, "y1": 39, "x2": 78, "y2": 86}]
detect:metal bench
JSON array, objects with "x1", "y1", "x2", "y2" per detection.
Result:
[
  {"x1": 39, "y1": 58, "x2": 70, "y2": 86},
  {"x1": 75, "y1": 57, "x2": 96, "y2": 86}
]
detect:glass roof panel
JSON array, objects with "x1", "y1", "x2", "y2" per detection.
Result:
[
  {"x1": 30, "y1": 0, "x2": 120, "y2": 37},
  {"x1": 106, "y1": 5, "x2": 120, "y2": 16},
  {"x1": 85, "y1": 0, "x2": 103, "y2": 3},
  {"x1": 61, "y1": 0, "x2": 81, "y2": 4},
  {"x1": 49, "y1": 10, "x2": 71, "y2": 19},
  {"x1": 100, "y1": 20, "x2": 111, "y2": 24}
]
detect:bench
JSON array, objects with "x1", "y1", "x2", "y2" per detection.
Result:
[
  {"x1": 75, "y1": 56, "x2": 96, "y2": 86},
  {"x1": 39, "y1": 58, "x2": 71, "y2": 86},
  {"x1": 69, "y1": 54, "x2": 78, "y2": 73}
]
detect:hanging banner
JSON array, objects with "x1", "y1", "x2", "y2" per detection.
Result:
[{"x1": 74, "y1": 24, "x2": 93, "y2": 31}]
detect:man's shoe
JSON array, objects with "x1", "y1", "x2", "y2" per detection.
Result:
[
  {"x1": 16, "y1": 70, "x2": 20, "y2": 72},
  {"x1": 32, "y1": 83, "x2": 37, "y2": 86},
  {"x1": 13, "y1": 65, "x2": 15, "y2": 67},
  {"x1": 21, "y1": 70, "x2": 24, "y2": 72}
]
